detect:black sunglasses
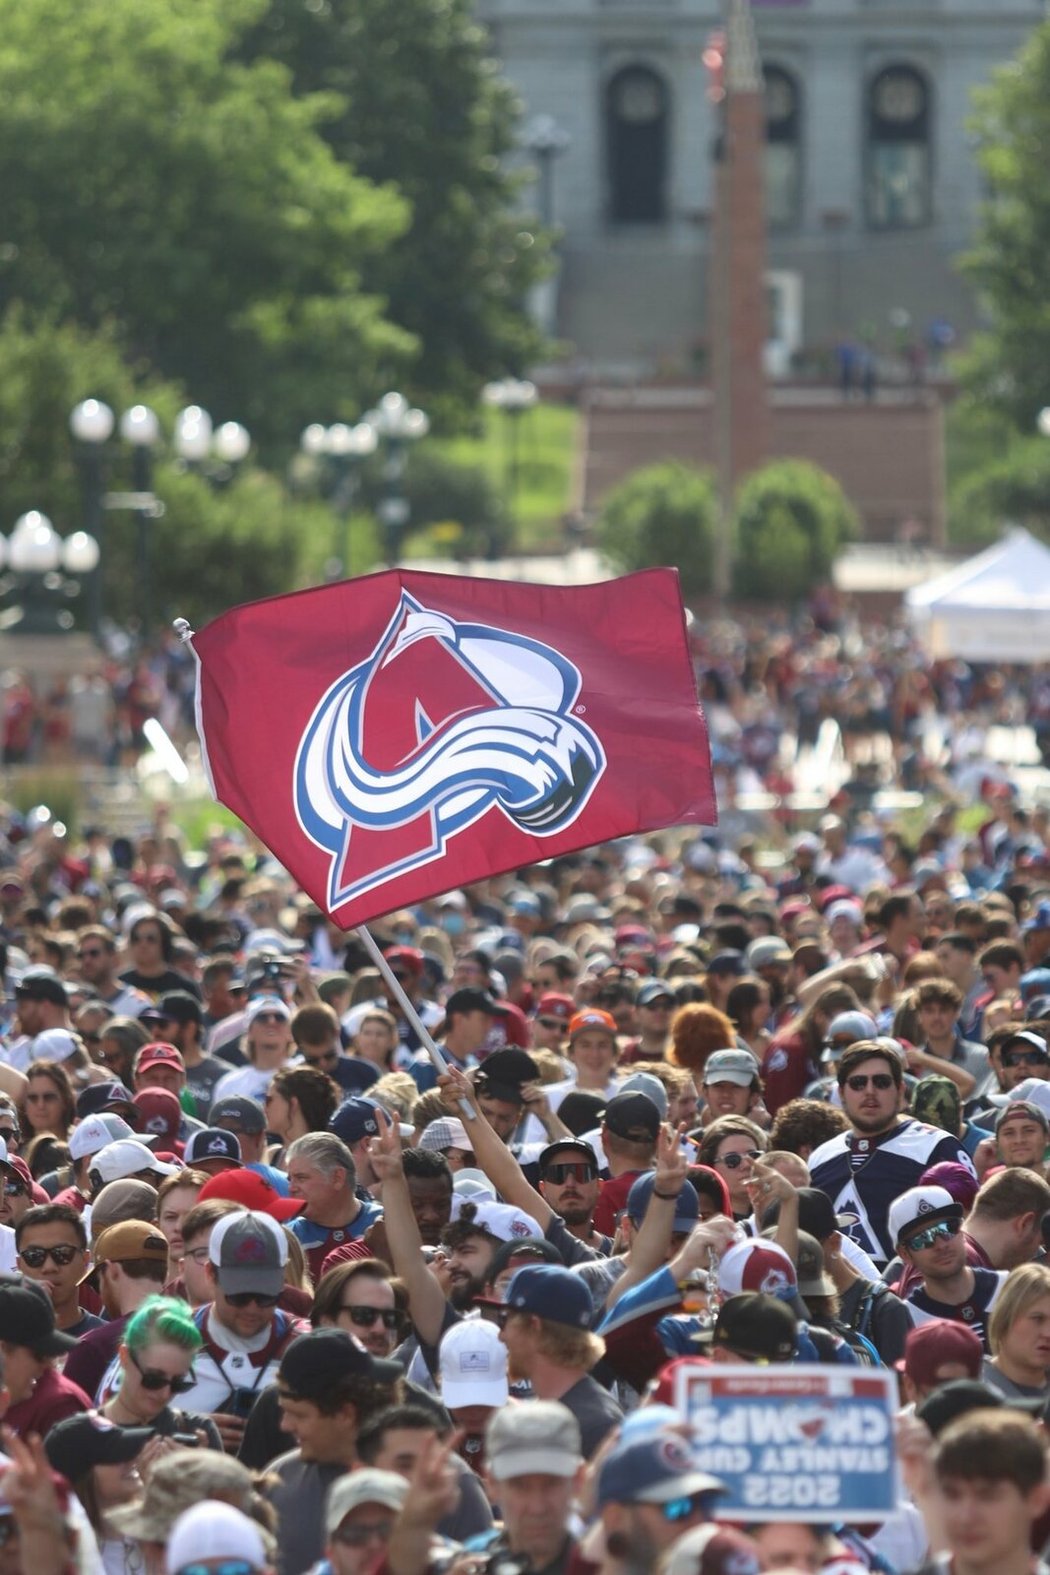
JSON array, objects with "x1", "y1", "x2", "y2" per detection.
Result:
[
  {"x1": 1004, "y1": 1049, "x2": 1048, "y2": 1068},
  {"x1": 131, "y1": 1348, "x2": 196, "y2": 1394},
  {"x1": 19, "y1": 1243, "x2": 79, "y2": 1268},
  {"x1": 542, "y1": 1162, "x2": 598, "y2": 1185},
  {"x1": 341, "y1": 1305, "x2": 399, "y2": 1329},
  {"x1": 224, "y1": 1290, "x2": 279, "y2": 1309},
  {"x1": 719, "y1": 1149, "x2": 761, "y2": 1170},
  {"x1": 535, "y1": 1017, "x2": 566, "y2": 1032},
  {"x1": 845, "y1": 1073, "x2": 895, "y2": 1092}
]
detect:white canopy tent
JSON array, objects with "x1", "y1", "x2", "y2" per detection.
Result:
[{"x1": 905, "y1": 527, "x2": 1050, "y2": 663}]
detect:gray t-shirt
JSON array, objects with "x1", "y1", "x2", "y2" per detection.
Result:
[{"x1": 981, "y1": 1356, "x2": 1049, "y2": 1401}]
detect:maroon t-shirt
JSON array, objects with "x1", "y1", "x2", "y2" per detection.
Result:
[
  {"x1": 592, "y1": 1170, "x2": 646, "y2": 1237},
  {"x1": 7, "y1": 1365, "x2": 91, "y2": 1438},
  {"x1": 61, "y1": 1314, "x2": 130, "y2": 1402}
]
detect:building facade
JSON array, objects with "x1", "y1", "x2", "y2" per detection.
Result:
[{"x1": 477, "y1": 0, "x2": 1044, "y2": 371}]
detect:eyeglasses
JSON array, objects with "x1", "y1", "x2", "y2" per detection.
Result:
[
  {"x1": 903, "y1": 1219, "x2": 960, "y2": 1253},
  {"x1": 535, "y1": 1017, "x2": 566, "y2": 1032},
  {"x1": 541, "y1": 1162, "x2": 598, "y2": 1185},
  {"x1": 3, "y1": 1182, "x2": 25, "y2": 1198},
  {"x1": 340, "y1": 1305, "x2": 399, "y2": 1329},
  {"x1": 0, "y1": 1131, "x2": 19, "y2": 1147},
  {"x1": 332, "y1": 1522, "x2": 392, "y2": 1549},
  {"x1": 176, "y1": 1565, "x2": 256, "y2": 1575},
  {"x1": 19, "y1": 1243, "x2": 80, "y2": 1268},
  {"x1": 224, "y1": 1290, "x2": 279, "y2": 1308},
  {"x1": 719, "y1": 1149, "x2": 762, "y2": 1170},
  {"x1": 130, "y1": 1348, "x2": 196, "y2": 1394},
  {"x1": 184, "y1": 1246, "x2": 211, "y2": 1265},
  {"x1": 1004, "y1": 1049, "x2": 1049, "y2": 1068},
  {"x1": 845, "y1": 1073, "x2": 895, "y2": 1092},
  {"x1": 253, "y1": 1013, "x2": 286, "y2": 1026}
]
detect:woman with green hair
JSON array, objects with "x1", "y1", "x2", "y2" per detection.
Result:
[{"x1": 101, "y1": 1295, "x2": 222, "y2": 1450}]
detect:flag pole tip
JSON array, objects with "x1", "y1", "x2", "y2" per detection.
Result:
[{"x1": 172, "y1": 618, "x2": 194, "y2": 643}]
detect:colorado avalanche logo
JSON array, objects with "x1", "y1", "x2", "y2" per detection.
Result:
[{"x1": 293, "y1": 591, "x2": 607, "y2": 911}]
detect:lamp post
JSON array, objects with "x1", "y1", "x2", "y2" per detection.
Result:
[
  {"x1": 174, "y1": 405, "x2": 252, "y2": 481},
  {"x1": 482, "y1": 378, "x2": 538, "y2": 545},
  {"x1": 69, "y1": 399, "x2": 113, "y2": 638},
  {"x1": 0, "y1": 511, "x2": 99, "y2": 634},
  {"x1": 367, "y1": 392, "x2": 429, "y2": 565},
  {"x1": 70, "y1": 399, "x2": 163, "y2": 637},
  {"x1": 300, "y1": 420, "x2": 378, "y2": 579},
  {"x1": 524, "y1": 115, "x2": 569, "y2": 336}
]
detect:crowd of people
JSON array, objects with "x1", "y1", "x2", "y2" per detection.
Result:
[{"x1": 2, "y1": 775, "x2": 1050, "y2": 1575}]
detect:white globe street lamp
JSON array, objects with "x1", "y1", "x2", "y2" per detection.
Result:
[{"x1": 70, "y1": 399, "x2": 115, "y2": 445}]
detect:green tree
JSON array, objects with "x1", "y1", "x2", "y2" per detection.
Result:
[
  {"x1": 960, "y1": 24, "x2": 1050, "y2": 433},
  {"x1": 950, "y1": 435, "x2": 1050, "y2": 546},
  {"x1": 0, "y1": 0, "x2": 411, "y2": 453},
  {"x1": 732, "y1": 459, "x2": 857, "y2": 602},
  {"x1": 240, "y1": 0, "x2": 548, "y2": 425},
  {"x1": 594, "y1": 462, "x2": 717, "y2": 599}
]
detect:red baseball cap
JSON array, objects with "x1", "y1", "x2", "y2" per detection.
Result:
[
  {"x1": 135, "y1": 1042, "x2": 185, "y2": 1075},
  {"x1": 198, "y1": 1168, "x2": 304, "y2": 1221},
  {"x1": 383, "y1": 946, "x2": 424, "y2": 976},
  {"x1": 568, "y1": 1008, "x2": 617, "y2": 1040},
  {"x1": 535, "y1": 994, "x2": 574, "y2": 1022}
]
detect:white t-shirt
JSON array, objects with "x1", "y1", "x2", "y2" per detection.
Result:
[{"x1": 210, "y1": 1063, "x2": 275, "y2": 1106}]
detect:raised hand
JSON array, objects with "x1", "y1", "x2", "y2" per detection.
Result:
[
  {"x1": 653, "y1": 1120, "x2": 690, "y2": 1196},
  {"x1": 437, "y1": 1064, "x2": 478, "y2": 1118},
  {"x1": 366, "y1": 1104, "x2": 405, "y2": 1183}
]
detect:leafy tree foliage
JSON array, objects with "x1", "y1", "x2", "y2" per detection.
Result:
[
  {"x1": 732, "y1": 460, "x2": 857, "y2": 602},
  {"x1": 595, "y1": 462, "x2": 717, "y2": 599}
]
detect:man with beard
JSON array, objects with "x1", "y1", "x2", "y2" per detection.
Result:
[
  {"x1": 809, "y1": 1041, "x2": 975, "y2": 1265},
  {"x1": 538, "y1": 1139, "x2": 609, "y2": 1252},
  {"x1": 593, "y1": 1426, "x2": 733, "y2": 1575},
  {"x1": 890, "y1": 1185, "x2": 1006, "y2": 1350}
]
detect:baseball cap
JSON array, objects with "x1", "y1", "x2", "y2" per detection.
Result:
[
  {"x1": 446, "y1": 987, "x2": 505, "y2": 1020},
  {"x1": 626, "y1": 1172, "x2": 700, "y2": 1235},
  {"x1": 89, "y1": 1140, "x2": 178, "y2": 1187},
  {"x1": 535, "y1": 993, "x2": 574, "y2": 1023},
  {"x1": 915, "y1": 1378, "x2": 1042, "y2": 1437},
  {"x1": 823, "y1": 1010, "x2": 879, "y2": 1056},
  {"x1": 888, "y1": 1185, "x2": 963, "y2": 1246},
  {"x1": 155, "y1": 991, "x2": 203, "y2": 1026},
  {"x1": 996, "y1": 1099, "x2": 1050, "y2": 1134},
  {"x1": 329, "y1": 1097, "x2": 381, "y2": 1146},
  {"x1": 707, "y1": 951, "x2": 746, "y2": 977},
  {"x1": 30, "y1": 1028, "x2": 79, "y2": 1064},
  {"x1": 165, "y1": 1502, "x2": 268, "y2": 1575},
  {"x1": 920, "y1": 1161, "x2": 980, "y2": 1211},
  {"x1": 717, "y1": 1238, "x2": 797, "y2": 1300},
  {"x1": 746, "y1": 937, "x2": 792, "y2": 971},
  {"x1": 14, "y1": 966, "x2": 67, "y2": 1006},
  {"x1": 209, "y1": 1095, "x2": 267, "y2": 1135},
  {"x1": 761, "y1": 1187, "x2": 857, "y2": 1241},
  {"x1": 383, "y1": 946, "x2": 425, "y2": 977},
  {"x1": 45, "y1": 1412, "x2": 153, "y2": 1481},
  {"x1": 597, "y1": 1430, "x2": 726, "y2": 1508},
  {"x1": 438, "y1": 1320, "x2": 509, "y2": 1408},
  {"x1": 603, "y1": 1090, "x2": 661, "y2": 1142},
  {"x1": 325, "y1": 1471, "x2": 407, "y2": 1537},
  {"x1": 69, "y1": 1114, "x2": 141, "y2": 1163},
  {"x1": 279, "y1": 1328, "x2": 401, "y2": 1398},
  {"x1": 712, "y1": 1293, "x2": 797, "y2": 1362},
  {"x1": 1022, "y1": 901, "x2": 1050, "y2": 936},
  {"x1": 198, "y1": 1168, "x2": 304, "y2": 1221},
  {"x1": 568, "y1": 1008, "x2": 617, "y2": 1041},
  {"x1": 484, "y1": 1263, "x2": 593, "y2": 1329},
  {"x1": 794, "y1": 1230, "x2": 835, "y2": 1297},
  {"x1": 449, "y1": 1196, "x2": 543, "y2": 1243},
  {"x1": 618, "y1": 1072, "x2": 669, "y2": 1118},
  {"x1": 93, "y1": 1221, "x2": 170, "y2": 1267},
  {"x1": 452, "y1": 1169, "x2": 497, "y2": 1202},
  {"x1": 417, "y1": 1117, "x2": 471, "y2": 1154},
  {"x1": 246, "y1": 996, "x2": 292, "y2": 1027},
  {"x1": 133, "y1": 1088, "x2": 183, "y2": 1147},
  {"x1": 703, "y1": 1048, "x2": 759, "y2": 1087},
  {"x1": 135, "y1": 1042, "x2": 185, "y2": 1076},
  {"x1": 77, "y1": 1081, "x2": 137, "y2": 1120},
  {"x1": 556, "y1": 1090, "x2": 608, "y2": 1136},
  {"x1": 897, "y1": 1318, "x2": 983, "y2": 1389},
  {"x1": 636, "y1": 980, "x2": 675, "y2": 1008},
  {"x1": 486, "y1": 1400, "x2": 583, "y2": 1481},
  {"x1": 210, "y1": 1209, "x2": 288, "y2": 1297},
  {"x1": 475, "y1": 1047, "x2": 539, "y2": 1106},
  {"x1": 184, "y1": 1128, "x2": 243, "y2": 1168},
  {"x1": 0, "y1": 1275, "x2": 76, "y2": 1356},
  {"x1": 538, "y1": 1138, "x2": 599, "y2": 1173},
  {"x1": 662, "y1": 1526, "x2": 763, "y2": 1575},
  {"x1": 1002, "y1": 1029, "x2": 1049, "y2": 1060}
]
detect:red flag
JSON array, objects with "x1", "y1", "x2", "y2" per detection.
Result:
[{"x1": 189, "y1": 568, "x2": 715, "y2": 927}]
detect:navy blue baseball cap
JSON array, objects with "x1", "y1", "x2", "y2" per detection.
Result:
[
  {"x1": 494, "y1": 1264, "x2": 593, "y2": 1329},
  {"x1": 597, "y1": 1430, "x2": 727, "y2": 1508},
  {"x1": 627, "y1": 1172, "x2": 700, "y2": 1235},
  {"x1": 76, "y1": 1080, "x2": 136, "y2": 1119},
  {"x1": 330, "y1": 1096, "x2": 381, "y2": 1146},
  {"x1": 1021, "y1": 967, "x2": 1050, "y2": 1002}
]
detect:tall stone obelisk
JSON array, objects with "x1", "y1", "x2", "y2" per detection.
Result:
[{"x1": 709, "y1": 0, "x2": 769, "y2": 599}]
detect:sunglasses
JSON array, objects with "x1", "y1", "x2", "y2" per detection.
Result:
[
  {"x1": 131, "y1": 1349, "x2": 196, "y2": 1394},
  {"x1": 903, "y1": 1218, "x2": 960, "y2": 1253},
  {"x1": 719, "y1": 1149, "x2": 761, "y2": 1170},
  {"x1": 661, "y1": 1494, "x2": 716, "y2": 1522},
  {"x1": 333, "y1": 1522, "x2": 392, "y2": 1549},
  {"x1": 19, "y1": 1243, "x2": 79, "y2": 1268},
  {"x1": 535, "y1": 1017, "x2": 566, "y2": 1031},
  {"x1": 341, "y1": 1305, "x2": 399, "y2": 1329},
  {"x1": 0, "y1": 1132, "x2": 19, "y2": 1148},
  {"x1": 253, "y1": 1013, "x2": 286, "y2": 1026},
  {"x1": 224, "y1": 1290, "x2": 279, "y2": 1309},
  {"x1": 845, "y1": 1073, "x2": 895, "y2": 1091},
  {"x1": 542, "y1": 1162, "x2": 598, "y2": 1185},
  {"x1": 3, "y1": 1181, "x2": 25, "y2": 1198},
  {"x1": 176, "y1": 1566, "x2": 256, "y2": 1575},
  {"x1": 1004, "y1": 1049, "x2": 1049, "y2": 1068}
]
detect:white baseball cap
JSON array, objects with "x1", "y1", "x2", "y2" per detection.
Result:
[
  {"x1": 449, "y1": 1196, "x2": 543, "y2": 1243},
  {"x1": 717, "y1": 1238, "x2": 797, "y2": 1300},
  {"x1": 439, "y1": 1319, "x2": 509, "y2": 1409},
  {"x1": 90, "y1": 1140, "x2": 178, "y2": 1185},
  {"x1": 31, "y1": 1029, "x2": 79, "y2": 1064},
  {"x1": 70, "y1": 1115, "x2": 138, "y2": 1162},
  {"x1": 888, "y1": 1185, "x2": 962, "y2": 1246},
  {"x1": 166, "y1": 1502, "x2": 267, "y2": 1575}
]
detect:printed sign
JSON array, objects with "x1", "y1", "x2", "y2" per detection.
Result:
[{"x1": 674, "y1": 1365, "x2": 900, "y2": 1522}]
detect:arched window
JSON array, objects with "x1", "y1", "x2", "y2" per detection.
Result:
[
  {"x1": 764, "y1": 66, "x2": 801, "y2": 229},
  {"x1": 867, "y1": 65, "x2": 931, "y2": 229},
  {"x1": 606, "y1": 65, "x2": 669, "y2": 224}
]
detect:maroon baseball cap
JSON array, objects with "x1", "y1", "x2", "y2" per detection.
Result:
[
  {"x1": 896, "y1": 1318, "x2": 982, "y2": 1388},
  {"x1": 535, "y1": 993, "x2": 574, "y2": 1022}
]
